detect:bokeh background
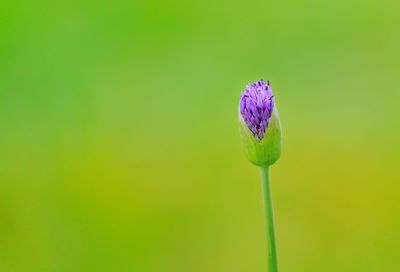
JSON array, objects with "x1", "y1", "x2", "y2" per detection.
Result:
[{"x1": 1, "y1": 0, "x2": 400, "y2": 271}]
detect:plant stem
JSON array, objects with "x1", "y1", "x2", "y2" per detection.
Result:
[{"x1": 260, "y1": 166, "x2": 278, "y2": 272}]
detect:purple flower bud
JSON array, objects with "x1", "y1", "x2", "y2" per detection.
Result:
[{"x1": 240, "y1": 80, "x2": 274, "y2": 141}]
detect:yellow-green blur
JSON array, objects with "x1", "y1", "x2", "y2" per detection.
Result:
[{"x1": 0, "y1": 0, "x2": 399, "y2": 271}]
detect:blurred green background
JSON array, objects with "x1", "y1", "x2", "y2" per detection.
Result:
[{"x1": 1, "y1": 0, "x2": 399, "y2": 271}]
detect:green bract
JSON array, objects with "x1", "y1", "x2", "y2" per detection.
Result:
[{"x1": 239, "y1": 106, "x2": 282, "y2": 166}]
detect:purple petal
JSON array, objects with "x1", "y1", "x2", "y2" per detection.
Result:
[{"x1": 239, "y1": 79, "x2": 275, "y2": 141}]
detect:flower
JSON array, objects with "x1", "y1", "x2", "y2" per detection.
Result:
[
  {"x1": 240, "y1": 80, "x2": 274, "y2": 141},
  {"x1": 239, "y1": 80, "x2": 282, "y2": 166}
]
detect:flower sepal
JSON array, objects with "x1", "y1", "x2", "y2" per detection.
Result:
[{"x1": 239, "y1": 105, "x2": 281, "y2": 166}]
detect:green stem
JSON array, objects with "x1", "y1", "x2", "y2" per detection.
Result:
[{"x1": 260, "y1": 166, "x2": 278, "y2": 272}]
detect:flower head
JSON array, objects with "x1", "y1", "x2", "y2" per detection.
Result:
[
  {"x1": 239, "y1": 79, "x2": 282, "y2": 166},
  {"x1": 240, "y1": 80, "x2": 274, "y2": 141}
]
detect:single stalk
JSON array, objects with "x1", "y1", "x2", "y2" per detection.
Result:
[{"x1": 260, "y1": 166, "x2": 278, "y2": 272}]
